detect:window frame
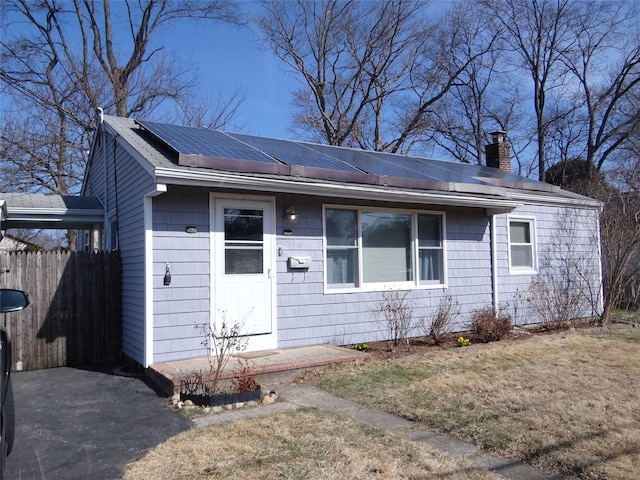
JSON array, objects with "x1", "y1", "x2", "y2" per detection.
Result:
[
  {"x1": 323, "y1": 205, "x2": 447, "y2": 292},
  {"x1": 507, "y1": 216, "x2": 537, "y2": 274},
  {"x1": 106, "y1": 210, "x2": 118, "y2": 251}
]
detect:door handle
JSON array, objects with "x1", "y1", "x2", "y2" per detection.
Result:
[{"x1": 268, "y1": 268, "x2": 272, "y2": 278}]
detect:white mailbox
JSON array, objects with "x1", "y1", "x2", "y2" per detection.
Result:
[{"x1": 288, "y1": 256, "x2": 312, "y2": 269}]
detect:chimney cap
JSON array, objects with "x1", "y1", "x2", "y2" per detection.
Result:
[{"x1": 489, "y1": 130, "x2": 507, "y2": 143}]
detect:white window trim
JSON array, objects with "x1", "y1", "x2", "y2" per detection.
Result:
[
  {"x1": 507, "y1": 215, "x2": 537, "y2": 275},
  {"x1": 106, "y1": 209, "x2": 118, "y2": 251},
  {"x1": 323, "y1": 204, "x2": 447, "y2": 293}
]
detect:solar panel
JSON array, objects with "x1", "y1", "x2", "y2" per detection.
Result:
[
  {"x1": 303, "y1": 143, "x2": 474, "y2": 184},
  {"x1": 136, "y1": 120, "x2": 279, "y2": 164},
  {"x1": 134, "y1": 118, "x2": 555, "y2": 195},
  {"x1": 227, "y1": 133, "x2": 364, "y2": 174}
]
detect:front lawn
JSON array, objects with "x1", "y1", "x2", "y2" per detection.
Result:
[
  {"x1": 123, "y1": 408, "x2": 500, "y2": 479},
  {"x1": 314, "y1": 327, "x2": 640, "y2": 479}
]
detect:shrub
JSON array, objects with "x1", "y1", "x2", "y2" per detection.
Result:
[
  {"x1": 373, "y1": 289, "x2": 415, "y2": 350},
  {"x1": 232, "y1": 360, "x2": 258, "y2": 393},
  {"x1": 469, "y1": 307, "x2": 512, "y2": 343},
  {"x1": 528, "y1": 279, "x2": 583, "y2": 331},
  {"x1": 182, "y1": 310, "x2": 250, "y2": 396},
  {"x1": 427, "y1": 295, "x2": 459, "y2": 345}
]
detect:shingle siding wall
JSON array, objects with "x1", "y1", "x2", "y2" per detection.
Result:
[
  {"x1": 83, "y1": 135, "x2": 106, "y2": 201},
  {"x1": 145, "y1": 187, "x2": 602, "y2": 362},
  {"x1": 151, "y1": 186, "x2": 211, "y2": 363},
  {"x1": 92, "y1": 133, "x2": 153, "y2": 364},
  {"x1": 275, "y1": 198, "x2": 495, "y2": 348},
  {"x1": 83, "y1": 129, "x2": 154, "y2": 364},
  {"x1": 496, "y1": 204, "x2": 602, "y2": 325}
]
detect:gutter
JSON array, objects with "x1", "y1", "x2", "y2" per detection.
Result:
[{"x1": 154, "y1": 167, "x2": 523, "y2": 212}]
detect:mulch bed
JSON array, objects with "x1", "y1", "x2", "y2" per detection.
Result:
[{"x1": 355, "y1": 320, "x2": 602, "y2": 361}]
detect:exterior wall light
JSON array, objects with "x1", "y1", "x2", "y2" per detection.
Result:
[
  {"x1": 163, "y1": 263, "x2": 171, "y2": 286},
  {"x1": 284, "y1": 206, "x2": 297, "y2": 222}
]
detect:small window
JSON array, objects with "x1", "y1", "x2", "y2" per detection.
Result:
[
  {"x1": 418, "y1": 214, "x2": 444, "y2": 283},
  {"x1": 107, "y1": 214, "x2": 118, "y2": 251},
  {"x1": 509, "y1": 218, "x2": 535, "y2": 271},
  {"x1": 326, "y1": 208, "x2": 358, "y2": 287}
]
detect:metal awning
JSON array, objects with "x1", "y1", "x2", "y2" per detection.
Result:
[{"x1": 0, "y1": 193, "x2": 104, "y2": 230}]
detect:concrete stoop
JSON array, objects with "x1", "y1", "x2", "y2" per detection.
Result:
[{"x1": 147, "y1": 344, "x2": 369, "y2": 395}]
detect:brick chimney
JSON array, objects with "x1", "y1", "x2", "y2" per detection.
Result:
[{"x1": 485, "y1": 131, "x2": 511, "y2": 172}]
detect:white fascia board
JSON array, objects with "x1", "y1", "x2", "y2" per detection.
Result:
[
  {"x1": 154, "y1": 168, "x2": 523, "y2": 211},
  {"x1": 503, "y1": 191, "x2": 602, "y2": 209},
  {"x1": 6, "y1": 207, "x2": 105, "y2": 223}
]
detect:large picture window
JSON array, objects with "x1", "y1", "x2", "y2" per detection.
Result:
[
  {"x1": 324, "y1": 206, "x2": 445, "y2": 290},
  {"x1": 509, "y1": 218, "x2": 536, "y2": 272}
]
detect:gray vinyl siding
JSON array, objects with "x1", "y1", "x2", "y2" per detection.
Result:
[
  {"x1": 82, "y1": 127, "x2": 154, "y2": 365},
  {"x1": 275, "y1": 197, "x2": 495, "y2": 348},
  {"x1": 496, "y1": 204, "x2": 602, "y2": 324},
  {"x1": 82, "y1": 129, "x2": 119, "y2": 211},
  {"x1": 151, "y1": 186, "x2": 211, "y2": 363},
  {"x1": 111, "y1": 136, "x2": 154, "y2": 364},
  {"x1": 82, "y1": 135, "x2": 106, "y2": 200},
  {"x1": 136, "y1": 185, "x2": 601, "y2": 362}
]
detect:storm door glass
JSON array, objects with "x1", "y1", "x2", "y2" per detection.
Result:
[{"x1": 224, "y1": 208, "x2": 264, "y2": 274}]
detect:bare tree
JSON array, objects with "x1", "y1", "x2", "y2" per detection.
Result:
[
  {"x1": 595, "y1": 165, "x2": 640, "y2": 324},
  {"x1": 561, "y1": 1, "x2": 640, "y2": 175},
  {"x1": 481, "y1": 0, "x2": 578, "y2": 180},
  {"x1": 258, "y1": 0, "x2": 425, "y2": 150},
  {"x1": 389, "y1": 3, "x2": 501, "y2": 155},
  {"x1": 426, "y1": 4, "x2": 519, "y2": 165},
  {"x1": 258, "y1": 1, "x2": 497, "y2": 155},
  {"x1": 1, "y1": 0, "x2": 242, "y2": 196},
  {"x1": 165, "y1": 89, "x2": 246, "y2": 131}
]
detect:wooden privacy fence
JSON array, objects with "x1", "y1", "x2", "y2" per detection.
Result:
[{"x1": 0, "y1": 250, "x2": 121, "y2": 371}]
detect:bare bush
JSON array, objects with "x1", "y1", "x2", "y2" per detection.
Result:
[
  {"x1": 528, "y1": 279, "x2": 583, "y2": 331},
  {"x1": 373, "y1": 290, "x2": 415, "y2": 350},
  {"x1": 526, "y1": 208, "x2": 602, "y2": 328},
  {"x1": 425, "y1": 295, "x2": 460, "y2": 345},
  {"x1": 182, "y1": 310, "x2": 250, "y2": 396},
  {"x1": 469, "y1": 307, "x2": 512, "y2": 343}
]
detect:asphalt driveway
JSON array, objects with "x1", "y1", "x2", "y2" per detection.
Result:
[{"x1": 5, "y1": 366, "x2": 192, "y2": 480}]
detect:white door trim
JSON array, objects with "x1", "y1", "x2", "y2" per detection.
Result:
[{"x1": 209, "y1": 193, "x2": 277, "y2": 352}]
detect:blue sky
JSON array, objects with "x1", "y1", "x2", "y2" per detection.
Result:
[
  {"x1": 1, "y1": 1, "x2": 299, "y2": 140},
  {"x1": 159, "y1": 10, "x2": 299, "y2": 140}
]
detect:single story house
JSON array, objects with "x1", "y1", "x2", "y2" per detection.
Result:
[{"x1": 82, "y1": 115, "x2": 603, "y2": 368}]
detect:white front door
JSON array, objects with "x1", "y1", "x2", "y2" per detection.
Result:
[{"x1": 211, "y1": 196, "x2": 276, "y2": 351}]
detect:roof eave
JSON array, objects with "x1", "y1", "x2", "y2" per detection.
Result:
[
  {"x1": 4, "y1": 207, "x2": 104, "y2": 229},
  {"x1": 155, "y1": 167, "x2": 522, "y2": 211}
]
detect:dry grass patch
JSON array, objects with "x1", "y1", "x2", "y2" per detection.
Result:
[
  {"x1": 123, "y1": 408, "x2": 499, "y2": 480},
  {"x1": 315, "y1": 328, "x2": 640, "y2": 479}
]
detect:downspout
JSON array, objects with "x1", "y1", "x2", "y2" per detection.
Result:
[
  {"x1": 144, "y1": 184, "x2": 167, "y2": 368},
  {"x1": 490, "y1": 213, "x2": 499, "y2": 312},
  {"x1": 99, "y1": 107, "x2": 108, "y2": 250},
  {"x1": 595, "y1": 206, "x2": 604, "y2": 320}
]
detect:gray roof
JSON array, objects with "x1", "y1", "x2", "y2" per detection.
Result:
[
  {"x1": 99, "y1": 115, "x2": 599, "y2": 210},
  {"x1": 0, "y1": 193, "x2": 104, "y2": 229}
]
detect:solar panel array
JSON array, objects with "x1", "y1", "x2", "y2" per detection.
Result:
[{"x1": 136, "y1": 119, "x2": 550, "y2": 192}]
